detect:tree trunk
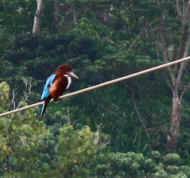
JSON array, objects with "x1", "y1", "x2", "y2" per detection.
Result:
[
  {"x1": 167, "y1": 90, "x2": 182, "y2": 150},
  {"x1": 72, "y1": 5, "x2": 77, "y2": 25},
  {"x1": 32, "y1": 0, "x2": 44, "y2": 35},
  {"x1": 157, "y1": 0, "x2": 190, "y2": 150}
]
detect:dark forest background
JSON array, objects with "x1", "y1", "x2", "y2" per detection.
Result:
[{"x1": 1, "y1": 0, "x2": 190, "y2": 177}]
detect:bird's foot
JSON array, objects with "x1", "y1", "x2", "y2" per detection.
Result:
[{"x1": 53, "y1": 98, "x2": 59, "y2": 102}]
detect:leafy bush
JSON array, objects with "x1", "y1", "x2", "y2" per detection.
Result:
[{"x1": 94, "y1": 151, "x2": 190, "y2": 178}]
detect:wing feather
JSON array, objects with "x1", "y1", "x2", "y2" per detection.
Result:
[{"x1": 41, "y1": 74, "x2": 56, "y2": 100}]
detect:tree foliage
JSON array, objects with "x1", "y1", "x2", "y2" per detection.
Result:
[{"x1": 1, "y1": 0, "x2": 190, "y2": 177}]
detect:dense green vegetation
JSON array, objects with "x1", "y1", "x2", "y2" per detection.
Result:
[{"x1": 1, "y1": 0, "x2": 190, "y2": 177}]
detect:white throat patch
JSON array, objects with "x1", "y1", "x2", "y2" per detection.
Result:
[{"x1": 64, "y1": 74, "x2": 72, "y2": 89}]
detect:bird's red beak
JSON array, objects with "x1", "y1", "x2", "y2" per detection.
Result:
[{"x1": 69, "y1": 71, "x2": 79, "y2": 79}]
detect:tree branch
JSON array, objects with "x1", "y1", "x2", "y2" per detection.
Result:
[
  {"x1": 131, "y1": 94, "x2": 151, "y2": 140},
  {"x1": 168, "y1": 0, "x2": 190, "y2": 90},
  {"x1": 180, "y1": 83, "x2": 190, "y2": 100},
  {"x1": 176, "y1": 29, "x2": 190, "y2": 87},
  {"x1": 177, "y1": 0, "x2": 190, "y2": 58},
  {"x1": 176, "y1": 0, "x2": 182, "y2": 18},
  {"x1": 183, "y1": 0, "x2": 190, "y2": 24},
  {"x1": 159, "y1": 14, "x2": 175, "y2": 86}
]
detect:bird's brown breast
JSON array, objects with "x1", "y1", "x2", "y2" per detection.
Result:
[{"x1": 50, "y1": 77, "x2": 68, "y2": 99}]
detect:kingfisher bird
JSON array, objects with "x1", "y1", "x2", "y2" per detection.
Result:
[{"x1": 40, "y1": 64, "x2": 79, "y2": 116}]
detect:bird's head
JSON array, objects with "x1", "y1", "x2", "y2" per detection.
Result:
[{"x1": 56, "y1": 64, "x2": 79, "y2": 79}]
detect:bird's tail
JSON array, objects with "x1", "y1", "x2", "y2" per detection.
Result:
[
  {"x1": 40, "y1": 98, "x2": 51, "y2": 117},
  {"x1": 40, "y1": 102, "x2": 47, "y2": 116}
]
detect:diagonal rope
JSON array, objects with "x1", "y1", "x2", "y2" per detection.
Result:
[{"x1": 0, "y1": 56, "x2": 190, "y2": 117}]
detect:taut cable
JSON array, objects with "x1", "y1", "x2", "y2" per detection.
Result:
[{"x1": 0, "y1": 56, "x2": 190, "y2": 117}]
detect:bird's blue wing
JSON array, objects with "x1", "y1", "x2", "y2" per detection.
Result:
[{"x1": 41, "y1": 74, "x2": 56, "y2": 100}]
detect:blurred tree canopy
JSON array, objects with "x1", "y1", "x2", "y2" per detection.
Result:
[{"x1": 1, "y1": 0, "x2": 190, "y2": 177}]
